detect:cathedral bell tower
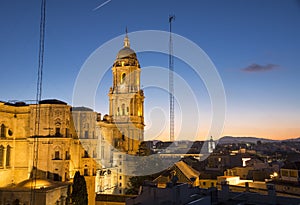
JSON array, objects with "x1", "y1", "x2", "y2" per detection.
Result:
[{"x1": 105, "y1": 31, "x2": 144, "y2": 154}]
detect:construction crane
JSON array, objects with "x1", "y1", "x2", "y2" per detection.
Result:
[
  {"x1": 169, "y1": 15, "x2": 175, "y2": 142},
  {"x1": 30, "y1": 0, "x2": 46, "y2": 204}
]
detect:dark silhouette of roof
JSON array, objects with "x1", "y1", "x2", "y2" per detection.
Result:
[
  {"x1": 72, "y1": 106, "x2": 93, "y2": 111},
  {"x1": 282, "y1": 161, "x2": 300, "y2": 170},
  {"x1": 4, "y1": 101, "x2": 28, "y2": 106},
  {"x1": 39, "y1": 99, "x2": 67, "y2": 105}
]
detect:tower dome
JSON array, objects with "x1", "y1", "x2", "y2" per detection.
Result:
[
  {"x1": 114, "y1": 31, "x2": 139, "y2": 67},
  {"x1": 116, "y1": 47, "x2": 137, "y2": 60}
]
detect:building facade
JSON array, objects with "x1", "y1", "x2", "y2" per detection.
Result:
[{"x1": 0, "y1": 100, "x2": 97, "y2": 204}]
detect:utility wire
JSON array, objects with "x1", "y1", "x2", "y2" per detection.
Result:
[{"x1": 30, "y1": 0, "x2": 46, "y2": 204}]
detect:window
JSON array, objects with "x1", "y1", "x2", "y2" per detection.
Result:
[
  {"x1": 121, "y1": 73, "x2": 126, "y2": 84},
  {"x1": 122, "y1": 104, "x2": 125, "y2": 116},
  {"x1": 84, "y1": 169, "x2": 89, "y2": 176},
  {"x1": 119, "y1": 176, "x2": 122, "y2": 180},
  {"x1": 0, "y1": 124, "x2": 5, "y2": 138},
  {"x1": 122, "y1": 133, "x2": 125, "y2": 141},
  {"x1": 0, "y1": 145, "x2": 3, "y2": 167},
  {"x1": 65, "y1": 128, "x2": 69, "y2": 137},
  {"x1": 65, "y1": 151, "x2": 70, "y2": 160},
  {"x1": 203, "y1": 182, "x2": 206, "y2": 186},
  {"x1": 55, "y1": 128, "x2": 60, "y2": 136},
  {"x1": 85, "y1": 131, "x2": 89, "y2": 139},
  {"x1": 101, "y1": 146, "x2": 104, "y2": 159},
  {"x1": 54, "y1": 151, "x2": 60, "y2": 160},
  {"x1": 53, "y1": 173, "x2": 60, "y2": 181},
  {"x1": 119, "y1": 183, "x2": 122, "y2": 187},
  {"x1": 211, "y1": 182, "x2": 214, "y2": 187},
  {"x1": 6, "y1": 145, "x2": 10, "y2": 167},
  {"x1": 83, "y1": 150, "x2": 89, "y2": 158},
  {"x1": 281, "y1": 170, "x2": 288, "y2": 177},
  {"x1": 290, "y1": 170, "x2": 298, "y2": 178}
]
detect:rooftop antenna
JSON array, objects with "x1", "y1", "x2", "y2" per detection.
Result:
[
  {"x1": 169, "y1": 15, "x2": 175, "y2": 142},
  {"x1": 31, "y1": 0, "x2": 46, "y2": 203}
]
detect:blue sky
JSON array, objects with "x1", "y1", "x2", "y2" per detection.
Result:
[{"x1": 0, "y1": 0, "x2": 300, "y2": 140}]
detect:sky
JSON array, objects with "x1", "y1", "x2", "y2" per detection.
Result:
[{"x1": 0, "y1": 0, "x2": 300, "y2": 141}]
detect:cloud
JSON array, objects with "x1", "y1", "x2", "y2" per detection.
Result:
[{"x1": 241, "y1": 63, "x2": 279, "y2": 72}]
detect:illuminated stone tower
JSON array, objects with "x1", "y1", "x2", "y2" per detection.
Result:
[{"x1": 99, "y1": 32, "x2": 144, "y2": 157}]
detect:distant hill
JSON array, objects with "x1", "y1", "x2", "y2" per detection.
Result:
[
  {"x1": 218, "y1": 136, "x2": 277, "y2": 144},
  {"x1": 282, "y1": 137, "x2": 300, "y2": 142}
]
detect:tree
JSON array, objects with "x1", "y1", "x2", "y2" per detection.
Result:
[
  {"x1": 125, "y1": 145, "x2": 164, "y2": 195},
  {"x1": 71, "y1": 171, "x2": 88, "y2": 205}
]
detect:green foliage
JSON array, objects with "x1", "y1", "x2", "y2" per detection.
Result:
[
  {"x1": 71, "y1": 171, "x2": 88, "y2": 205},
  {"x1": 125, "y1": 175, "x2": 153, "y2": 195}
]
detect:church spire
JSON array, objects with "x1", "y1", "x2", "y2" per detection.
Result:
[{"x1": 124, "y1": 27, "x2": 130, "y2": 48}]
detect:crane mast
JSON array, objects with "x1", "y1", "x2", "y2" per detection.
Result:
[{"x1": 169, "y1": 15, "x2": 175, "y2": 142}]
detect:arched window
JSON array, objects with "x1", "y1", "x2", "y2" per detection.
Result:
[
  {"x1": 0, "y1": 145, "x2": 4, "y2": 167},
  {"x1": 0, "y1": 124, "x2": 5, "y2": 138},
  {"x1": 121, "y1": 73, "x2": 126, "y2": 84},
  {"x1": 6, "y1": 145, "x2": 11, "y2": 167}
]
